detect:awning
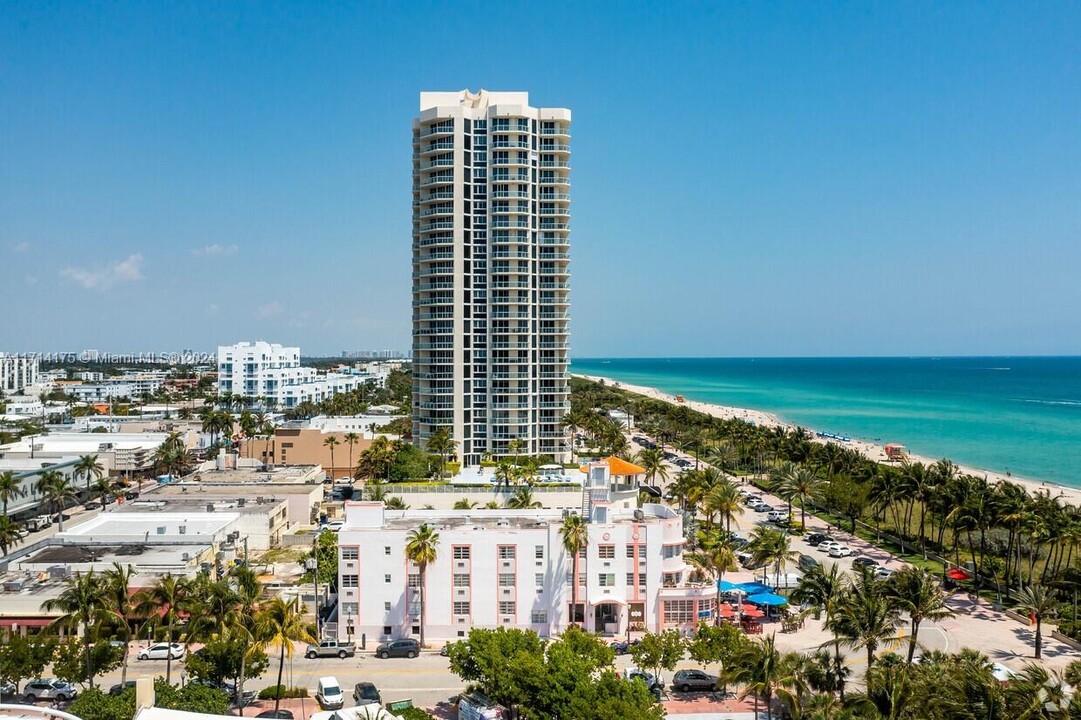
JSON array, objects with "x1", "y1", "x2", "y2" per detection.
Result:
[
  {"x1": 738, "y1": 604, "x2": 765, "y2": 618},
  {"x1": 737, "y1": 582, "x2": 773, "y2": 595},
  {"x1": 0, "y1": 617, "x2": 55, "y2": 628},
  {"x1": 717, "y1": 603, "x2": 736, "y2": 618},
  {"x1": 747, "y1": 592, "x2": 788, "y2": 606},
  {"x1": 591, "y1": 597, "x2": 627, "y2": 606}
]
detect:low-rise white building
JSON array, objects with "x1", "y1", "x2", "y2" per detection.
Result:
[
  {"x1": 1, "y1": 395, "x2": 44, "y2": 419},
  {"x1": 0, "y1": 432, "x2": 169, "y2": 474},
  {"x1": 336, "y1": 462, "x2": 697, "y2": 644},
  {"x1": 0, "y1": 457, "x2": 81, "y2": 519},
  {"x1": 0, "y1": 353, "x2": 39, "y2": 393}
]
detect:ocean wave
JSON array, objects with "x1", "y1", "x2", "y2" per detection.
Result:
[{"x1": 1019, "y1": 399, "x2": 1081, "y2": 407}]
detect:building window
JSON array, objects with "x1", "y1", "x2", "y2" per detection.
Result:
[
  {"x1": 598, "y1": 573, "x2": 615, "y2": 587},
  {"x1": 341, "y1": 548, "x2": 358, "y2": 560},
  {"x1": 453, "y1": 574, "x2": 470, "y2": 587},
  {"x1": 663, "y1": 544, "x2": 683, "y2": 559},
  {"x1": 341, "y1": 575, "x2": 359, "y2": 588},
  {"x1": 663, "y1": 572, "x2": 682, "y2": 586},
  {"x1": 453, "y1": 601, "x2": 471, "y2": 615},
  {"x1": 535, "y1": 545, "x2": 544, "y2": 559},
  {"x1": 626, "y1": 572, "x2": 635, "y2": 585},
  {"x1": 342, "y1": 603, "x2": 358, "y2": 615},
  {"x1": 384, "y1": 601, "x2": 391, "y2": 612},
  {"x1": 385, "y1": 546, "x2": 392, "y2": 555},
  {"x1": 408, "y1": 574, "x2": 421, "y2": 588},
  {"x1": 664, "y1": 600, "x2": 695, "y2": 624},
  {"x1": 535, "y1": 573, "x2": 544, "y2": 586},
  {"x1": 531, "y1": 610, "x2": 547, "y2": 624},
  {"x1": 498, "y1": 546, "x2": 516, "y2": 560},
  {"x1": 626, "y1": 544, "x2": 637, "y2": 558},
  {"x1": 499, "y1": 601, "x2": 516, "y2": 615},
  {"x1": 384, "y1": 574, "x2": 391, "y2": 584},
  {"x1": 453, "y1": 546, "x2": 471, "y2": 560},
  {"x1": 498, "y1": 573, "x2": 516, "y2": 587},
  {"x1": 598, "y1": 545, "x2": 615, "y2": 559},
  {"x1": 383, "y1": 625, "x2": 392, "y2": 636}
]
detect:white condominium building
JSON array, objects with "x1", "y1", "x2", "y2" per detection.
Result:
[
  {"x1": 336, "y1": 463, "x2": 706, "y2": 644},
  {"x1": 217, "y1": 341, "x2": 369, "y2": 409},
  {"x1": 1, "y1": 353, "x2": 39, "y2": 393},
  {"x1": 412, "y1": 90, "x2": 572, "y2": 466}
]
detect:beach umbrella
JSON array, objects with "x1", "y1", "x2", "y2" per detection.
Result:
[
  {"x1": 718, "y1": 580, "x2": 742, "y2": 591},
  {"x1": 739, "y1": 604, "x2": 765, "y2": 618},
  {"x1": 737, "y1": 582, "x2": 773, "y2": 595},
  {"x1": 947, "y1": 568, "x2": 971, "y2": 581},
  {"x1": 747, "y1": 592, "x2": 788, "y2": 606},
  {"x1": 717, "y1": 603, "x2": 736, "y2": 618}
]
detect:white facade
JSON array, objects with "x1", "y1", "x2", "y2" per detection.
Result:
[
  {"x1": 336, "y1": 464, "x2": 701, "y2": 644},
  {"x1": 412, "y1": 90, "x2": 571, "y2": 465},
  {"x1": 0, "y1": 432, "x2": 169, "y2": 472},
  {"x1": 217, "y1": 341, "x2": 372, "y2": 409},
  {"x1": 0, "y1": 457, "x2": 80, "y2": 518},
  {"x1": 0, "y1": 354, "x2": 39, "y2": 393},
  {"x1": 2, "y1": 395, "x2": 44, "y2": 418}
]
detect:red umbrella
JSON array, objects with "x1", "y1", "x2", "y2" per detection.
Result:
[
  {"x1": 739, "y1": 604, "x2": 765, "y2": 618},
  {"x1": 717, "y1": 603, "x2": 736, "y2": 618},
  {"x1": 947, "y1": 568, "x2": 971, "y2": 581}
]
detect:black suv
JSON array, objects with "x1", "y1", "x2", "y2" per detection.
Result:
[
  {"x1": 353, "y1": 682, "x2": 382, "y2": 705},
  {"x1": 806, "y1": 532, "x2": 832, "y2": 546},
  {"x1": 375, "y1": 638, "x2": 421, "y2": 659}
]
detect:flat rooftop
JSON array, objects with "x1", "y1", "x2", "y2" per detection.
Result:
[
  {"x1": 121, "y1": 495, "x2": 285, "y2": 513},
  {"x1": 0, "y1": 457, "x2": 79, "y2": 472},
  {"x1": 382, "y1": 512, "x2": 560, "y2": 531},
  {"x1": 61, "y1": 512, "x2": 238, "y2": 538},
  {"x1": 19, "y1": 543, "x2": 209, "y2": 566},
  {"x1": 185, "y1": 465, "x2": 321, "y2": 486},
  {"x1": 0, "y1": 432, "x2": 169, "y2": 454}
]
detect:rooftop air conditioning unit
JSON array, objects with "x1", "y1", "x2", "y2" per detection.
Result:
[
  {"x1": 157, "y1": 526, "x2": 166, "y2": 535},
  {"x1": 182, "y1": 552, "x2": 191, "y2": 562},
  {"x1": 633, "y1": 509, "x2": 645, "y2": 522},
  {"x1": 3, "y1": 578, "x2": 25, "y2": 592},
  {"x1": 237, "y1": 498, "x2": 246, "y2": 507},
  {"x1": 207, "y1": 503, "x2": 215, "y2": 513}
]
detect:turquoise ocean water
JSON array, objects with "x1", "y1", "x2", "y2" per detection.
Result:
[{"x1": 570, "y1": 357, "x2": 1081, "y2": 488}]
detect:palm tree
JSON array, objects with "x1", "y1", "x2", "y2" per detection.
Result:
[
  {"x1": 74, "y1": 454, "x2": 105, "y2": 496},
  {"x1": 831, "y1": 565, "x2": 902, "y2": 668},
  {"x1": 101, "y1": 562, "x2": 138, "y2": 686},
  {"x1": 635, "y1": 447, "x2": 669, "y2": 487},
  {"x1": 453, "y1": 498, "x2": 478, "y2": 510},
  {"x1": 426, "y1": 427, "x2": 456, "y2": 478},
  {"x1": 36, "y1": 470, "x2": 78, "y2": 531},
  {"x1": 885, "y1": 567, "x2": 955, "y2": 663},
  {"x1": 791, "y1": 564, "x2": 849, "y2": 699},
  {"x1": 686, "y1": 534, "x2": 737, "y2": 625},
  {"x1": 0, "y1": 470, "x2": 26, "y2": 516},
  {"x1": 231, "y1": 566, "x2": 263, "y2": 716},
  {"x1": 505, "y1": 487, "x2": 542, "y2": 509},
  {"x1": 704, "y1": 480, "x2": 744, "y2": 533},
  {"x1": 0, "y1": 515, "x2": 25, "y2": 556},
  {"x1": 508, "y1": 437, "x2": 524, "y2": 467},
  {"x1": 323, "y1": 436, "x2": 341, "y2": 478},
  {"x1": 343, "y1": 432, "x2": 361, "y2": 476},
  {"x1": 785, "y1": 466, "x2": 822, "y2": 531},
  {"x1": 92, "y1": 475, "x2": 114, "y2": 507},
  {"x1": 255, "y1": 597, "x2": 316, "y2": 717},
  {"x1": 560, "y1": 514, "x2": 588, "y2": 626},
  {"x1": 404, "y1": 524, "x2": 440, "y2": 649},
  {"x1": 747, "y1": 526, "x2": 798, "y2": 586},
  {"x1": 135, "y1": 573, "x2": 194, "y2": 684},
  {"x1": 41, "y1": 570, "x2": 107, "y2": 688},
  {"x1": 1014, "y1": 584, "x2": 1058, "y2": 659},
  {"x1": 728, "y1": 633, "x2": 805, "y2": 720}
]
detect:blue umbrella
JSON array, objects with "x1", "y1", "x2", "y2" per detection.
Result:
[
  {"x1": 747, "y1": 592, "x2": 788, "y2": 606},
  {"x1": 718, "y1": 580, "x2": 742, "y2": 591},
  {"x1": 736, "y1": 582, "x2": 773, "y2": 595}
]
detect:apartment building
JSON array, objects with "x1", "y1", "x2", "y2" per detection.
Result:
[
  {"x1": 336, "y1": 463, "x2": 706, "y2": 644},
  {"x1": 412, "y1": 90, "x2": 571, "y2": 466},
  {"x1": 0, "y1": 353, "x2": 39, "y2": 393},
  {"x1": 217, "y1": 341, "x2": 374, "y2": 409}
]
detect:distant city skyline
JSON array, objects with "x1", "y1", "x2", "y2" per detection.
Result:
[{"x1": 2, "y1": 3, "x2": 1080, "y2": 357}]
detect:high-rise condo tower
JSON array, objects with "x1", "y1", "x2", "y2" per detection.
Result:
[{"x1": 412, "y1": 90, "x2": 571, "y2": 466}]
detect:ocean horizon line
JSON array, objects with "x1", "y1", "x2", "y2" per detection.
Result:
[{"x1": 571, "y1": 354, "x2": 1081, "y2": 361}]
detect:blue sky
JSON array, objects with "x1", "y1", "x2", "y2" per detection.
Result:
[{"x1": 2, "y1": 2, "x2": 1079, "y2": 357}]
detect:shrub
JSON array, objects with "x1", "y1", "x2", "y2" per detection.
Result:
[
  {"x1": 257, "y1": 685, "x2": 309, "y2": 700},
  {"x1": 393, "y1": 708, "x2": 434, "y2": 720}
]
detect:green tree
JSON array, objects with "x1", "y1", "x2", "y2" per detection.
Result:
[
  {"x1": 343, "y1": 431, "x2": 361, "y2": 475},
  {"x1": 727, "y1": 633, "x2": 805, "y2": 720},
  {"x1": 0, "y1": 515, "x2": 25, "y2": 555},
  {"x1": 635, "y1": 447, "x2": 669, "y2": 487},
  {"x1": 405, "y1": 523, "x2": 440, "y2": 648},
  {"x1": 100, "y1": 561, "x2": 138, "y2": 687},
  {"x1": 560, "y1": 514, "x2": 588, "y2": 624},
  {"x1": 426, "y1": 427, "x2": 457, "y2": 478},
  {"x1": 0, "y1": 469, "x2": 26, "y2": 516},
  {"x1": 154, "y1": 677, "x2": 231, "y2": 714},
  {"x1": 323, "y1": 435, "x2": 341, "y2": 477},
  {"x1": 686, "y1": 622, "x2": 747, "y2": 692},
  {"x1": 505, "y1": 486, "x2": 542, "y2": 509},
  {"x1": 66, "y1": 687, "x2": 136, "y2": 720},
  {"x1": 447, "y1": 626, "x2": 545, "y2": 715},
  {"x1": 41, "y1": 570, "x2": 107, "y2": 689},
  {"x1": 74, "y1": 454, "x2": 105, "y2": 496},
  {"x1": 134, "y1": 573, "x2": 194, "y2": 684},
  {"x1": 453, "y1": 498, "x2": 478, "y2": 509},
  {"x1": 629, "y1": 629, "x2": 685, "y2": 684},
  {"x1": 1014, "y1": 584, "x2": 1058, "y2": 659},
  {"x1": 185, "y1": 636, "x2": 269, "y2": 692},
  {"x1": 52, "y1": 638, "x2": 123, "y2": 687},
  {"x1": 831, "y1": 565, "x2": 902, "y2": 669},
  {"x1": 301, "y1": 530, "x2": 340, "y2": 587},
  {"x1": 36, "y1": 469, "x2": 79, "y2": 530},
  {"x1": 685, "y1": 534, "x2": 738, "y2": 625},
  {"x1": 885, "y1": 567, "x2": 955, "y2": 663},
  {"x1": 0, "y1": 634, "x2": 57, "y2": 694},
  {"x1": 254, "y1": 597, "x2": 316, "y2": 717}
]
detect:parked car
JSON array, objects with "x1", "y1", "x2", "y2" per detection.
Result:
[
  {"x1": 798, "y1": 554, "x2": 820, "y2": 572},
  {"x1": 190, "y1": 678, "x2": 256, "y2": 706},
  {"x1": 375, "y1": 638, "x2": 420, "y2": 659},
  {"x1": 624, "y1": 668, "x2": 663, "y2": 690},
  {"x1": 609, "y1": 639, "x2": 641, "y2": 655},
  {"x1": 817, "y1": 541, "x2": 843, "y2": 554},
  {"x1": 315, "y1": 676, "x2": 344, "y2": 710},
  {"x1": 137, "y1": 642, "x2": 185, "y2": 660},
  {"x1": 852, "y1": 557, "x2": 877, "y2": 569},
  {"x1": 671, "y1": 669, "x2": 718, "y2": 693},
  {"x1": 828, "y1": 545, "x2": 855, "y2": 558},
  {"x1": 752, "y1": 504, "x2": 774, "y2": 513},
  {"x1": 806, "y1": 532, "x2": 832, "y2": 546},
  {"x1": 305, "y1": 639, "x2": 356, "y2": 659},
  {"x1": 875, "y1": 566, "x2": 895, "y2": 579},
  {"x1": 0, "y1": 681, "x2": 18, "y2": 698},
  {"x1": 83, "y1": 500, "x2": 102, "y2": 510},
  {"x1": 13, "y1": 526, "x2": 30, "y2": 539},
  {"x1": 255, "y1": 711, "x2": 294, "y2": 719},
  {"x1": 322, "y1": 520, "x2": 344, "y2": 533},
  {"x1": 108, "y1": 680, "x2": 137, "y2": 696},
  {"x1": 352, "y1": 682, "x2": 382, "y2": 705},
  {"x1": 124, "y1": 490, "x2": 140, "y2": 500},
  {"x1": 22, "y1": 679, "x2": 78, "y2": 703}
]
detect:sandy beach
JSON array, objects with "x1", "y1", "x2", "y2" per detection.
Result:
[{"x1": 577, "y1": 373, "x2": 1081, "y2": 507}]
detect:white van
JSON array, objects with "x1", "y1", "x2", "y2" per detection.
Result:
[{"x1": 316, "y1": 675, "x2": 345, "y2": 710}]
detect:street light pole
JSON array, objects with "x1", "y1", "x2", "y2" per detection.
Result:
[{"x1": 306, "y1": 535, "x2": 321, "y2": 638}]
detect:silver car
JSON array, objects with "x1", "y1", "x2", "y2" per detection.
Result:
[{"x1": 22, "y1": 679, "x2": 78, "y2": 703}]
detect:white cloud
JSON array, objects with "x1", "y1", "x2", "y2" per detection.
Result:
[
  {"x1": 59, "y1": 253, "x2": 145, "y2": 290},
  {"x1": 256, "y1": 301, "x2": 284, "y2": 319},
  {"x1": 192, "y1": 243, "x2": 239, "y2": 257},
  {"x1": 12, "y1": 242, "x2": 29, "y2": 252}
]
